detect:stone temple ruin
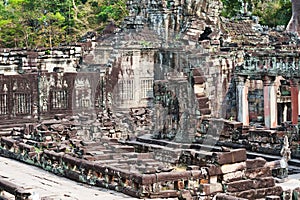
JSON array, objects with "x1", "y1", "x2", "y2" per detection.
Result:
[{"x1": 1, "y1": 0, "x2": 300, "y2": 199}]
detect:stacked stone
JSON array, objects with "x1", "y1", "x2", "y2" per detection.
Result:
[
  {"x1": 0, "y1": 46, "x2": 81, "y2": 74},
  {"x1": 129, "y1": 107, "x2": 152, "y2": 129},
  {"x1": 205, "y1": 149, "x2": 283, "y2": 200}
]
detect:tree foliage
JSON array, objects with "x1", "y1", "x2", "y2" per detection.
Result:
[
  {"x1": 0, "y1": 0, "x2": 128, "y2": 48},
  {"x1": 221, "y1": 0, "x2": 292, "y2": 27}
]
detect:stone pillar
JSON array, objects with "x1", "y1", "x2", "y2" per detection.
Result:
[
  {"x1": 263, "y1": 76, "x2": 277, "y2": 129},
  {"x1": 290, "y1": 79, "x2": 299, "y2": 125},
  {"x1": 235, "y1": 76, "x2": 249, "y2": 126}
]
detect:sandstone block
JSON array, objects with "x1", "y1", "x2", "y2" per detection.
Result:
[
  {"x1": 246, "y1": 157, "x2": 266, "y2": 169},
  {"x1": 231, "y1": 189, "x2": 256, "y2": 199},
  {"x1": 222, "y1": 170, "x2": 245, "y2": 182},
  {"x1": 245, "y1": 167, "x2": 271, "y2": 179},
  {"x1": 255, "y1": 186, "x2": 283, "y2": 198},
  {"x1": 200, "y1": 183, "x2": 223, "y2": 195},
  {"x1": 156, "y1": 171, "x2": 191, "y2": 182},
  {"x1": 221, "y1": 162, "x2": 246, "y2": 174},
  {"x1": 208, "y1": 164, "x2": 222, "y2": 176},
  {"x1": 226, "y1": 180, "x2": 254, "y2": 193},
  {"x1": 216, "y1": 149, "x2": 247, "y2": 165},
  {"x1": 253, "y1": 177, "x2": 275, "y2": 189}
]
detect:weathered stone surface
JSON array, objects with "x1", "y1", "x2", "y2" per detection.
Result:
[
  {"x1": 200, "y1": 183, "x2": 223, "y2": 195},
  {"x1": 221, "y1": 162, "x2": 246, "y2": 174},
  {"x1": 149, "y1": 190, "x2": 178, "y2": 198},
  {"x1": 156, "y1": 171, "x2": 191, "y2": 182},
  {"x1": 231, "y1": 189, "x2": 256, "y2": 199},
  {"x1": 216, "y1": 149, "x2": 247, "y2": 165},
  {"x1": 180, "y1": 190, "x2": 193, "y2": 200},
  {"x1": 226, "y1": 180, "x2": 254, "y2": 193},
  {"x1": 133, "y1": 174, "x2": 156, "y2": 185},
  {"x1": 208, "y1": 164, "x2": 222, "y2": 176},
  {"x1": 253, "y1": 177, "x2": 275, "y2": 189},
  {"x1": 246, "y1": 157, "x2": 266, "y2": 169},
  {"x1": 245, "y1": 167, "x2": 271, "y2": 179},
  {"x1": 222, "y1": 170, "x2": 245, "y2": 182},
  {"x1": 255, "y1": 186, "x2": 283, "y2": 198}
]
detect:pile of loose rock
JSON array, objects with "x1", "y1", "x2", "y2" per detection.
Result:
[{"x1": 0, "y1": 115, "x2": 287, "y2": 199}]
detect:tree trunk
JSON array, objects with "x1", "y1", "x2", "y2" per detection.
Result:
[{"x1": 286, "y1": 0, "x2": 300, "y2": 35}]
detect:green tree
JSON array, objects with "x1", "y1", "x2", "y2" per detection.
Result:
[
  {"x1": 0, "y1": 0, "x2": 128, "y2": 48},
  {"x1": 221, "y1": 0, "x2": 292, "y2": 26}
]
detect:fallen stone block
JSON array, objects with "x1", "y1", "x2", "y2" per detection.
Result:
[
  {"x1": 221, "y1": 162, "x2": 246, "y2": 174},
  {"x1": 132, "y1": 173, "x2": 156, "y2": 185},
  {"x1": 222, "y1": 170, "x2": 245, "y2": 182},
  {"x1": 156, "y1": 171, "x2": 191, "y2": 182},
  {"x1": 200, "y1": 183, "x2": 223, "y2": 195},
  {"x1": 226, "y1": 180, "x2": 254, "y2": 193},
  {"x1": 253, "y1": 177, "x2": 275, "y2": 189},
  {"x1": 215, "y1": 149, "x2": 247, "y2": 165},
  {"x1": 255, "y1": 186, "x2": 283, "y2": 198},
  {"x1": 231, "y1": 189, "x2": 256, "y2": 199},
  {"x1": 246, "y1": 157, "x2": 266, "y2": 169},
  {"x1": 245, "y1": 167, "x2": 271, "y2": 179}
]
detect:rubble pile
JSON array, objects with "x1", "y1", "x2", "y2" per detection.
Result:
[
  {"x1": 129, "y1": 107, "x2": 152, "y2": 129},
  {"x1": 0, "y1": 117, "x2": 286, "y2": 199}
]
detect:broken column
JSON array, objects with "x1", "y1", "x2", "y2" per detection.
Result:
[
  {"x1": 290, "y1": 79, "x2": 299, "y2": 125},
  {"x1": 235, "y1": 75, "x2": 249, "y2": 126},
  {"x1": 263, "y1": 76, "x2": 277, "y2": 129}
]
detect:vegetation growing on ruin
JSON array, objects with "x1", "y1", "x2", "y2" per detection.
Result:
[
  {"x1": 0, "y1": 0, "x2": 128, "y2": 48},
  {"x1": 221, "y1": 0, "x2": 292, "y2": 27}
]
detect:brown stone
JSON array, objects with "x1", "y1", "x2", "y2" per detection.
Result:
[
  {"x1": 149, "y1": 190, "x2": 178, "y2": 198},
  {"x1": 200, "y1": 183, "x2": 223, "y2": 195},
  {"x1": 253, "y1": 177, "x2": 275, "y2": 189},
  {"x1": 231, "y1": 189, "x2": 256, "y2": 199},
  {"x1": 191, "y1": 170, "x2": 206, "y2": 179},
  {"x1": 208, "y1": 164, "x2": 222, "y2": 176},
  {"x1": 132, "y1": 174, "x2": 156, "y2": 185},
  {"x1": 246, "y1": 157, "x2": 266, "y2": 169},
  {"x1": 180, "y1": 190, "x2": 193, "y2": 200},
  {"x1": 226, "y1": 180, "x2": 254, "y2": 193},
  {"x1": 255, "y1": 186, "x2": 283, "y2": 199},
  {"x1": 222, "y1": 170, "x2": 245, "y2": 182},
  {"x1": 216, "y1": 149, "x2": 247, "y2": 165},
  {"x1": 245, "y1": 167, "x2": 271, "y2": 179},
  {"x1": 156, "y1": 171, "x2": 191, "y2": 182},
  {"x1": 221, "y1": 162, "x2": 246, "y2": 174}
]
